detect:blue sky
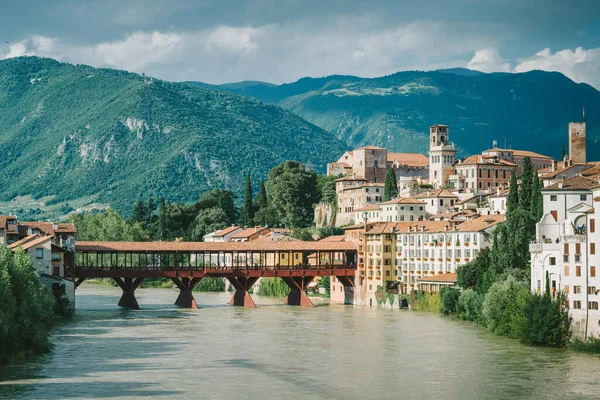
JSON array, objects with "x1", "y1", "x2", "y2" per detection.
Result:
[{"x1": 1, "y1": 0, "x2": 599, "y2": 87}]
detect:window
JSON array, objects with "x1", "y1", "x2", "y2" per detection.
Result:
[
  {"x1": 487, "y1": 169, "x2": 491, "y2": 178},
  {"x1": 575, "y1": 254, "x2": 581, "y2": 262},
  {"x1": 495, "y1": 170, "x2": 498, "y2": 179},
  {"x1": 592, "y1": 243, "x2": 596, "y2": 255},
  {"x1": 576, "y1": 265, "x2": 582, "y2": 276},
  {"x1": 589, "y1": 286, "x2": 597, "y2": 295},
  {"x1": 549, "y1": 257, "x2": 556, "y2": 265},
  {"x1": 573, "y1": 301, "x2": 582, "y2": 309},
  {"x1": 550, "y1": 195, "x2": 557, "y2": 201},
  {"x1": 564, "y1": 265, "x2": 569, "y2": 276},
  {"x1": 384, "y1": 259, "x2": 391, "y2": 266},
  {"x1": 503, "y1": 170, "x2": 506, "y2": 179},
  {"x1": 384, "y1": 245, "x2": 391, "y2": 253},
  {"x1": 589, "y1": 302, "x2": 599, "y2": 310},
  {"x1": 581, "y1": 195, "x2": 587, "y2": 201},
  {"x1": 592, "y1": 266, "x2": 596, "y2": 277},
  {"x1": 592, "y1": 219, "x2": 596, "y2": 233},
  {"x1": 574, "y1": 286, "x2": 582, "y2": 294},
  {"x1": 439, "y1": 199, "x2": 444, "y2": 206},
  {"x1": 51, "y1": 252, "x2": 61, "y2": 261},
  {"x1": 478, "y1": 169, "x2": 482, "y2": 178},
  {"x1": 35, "y1": 248, "x2": 43, "y2": 259},
  {"x1": 563, "y1": 254, "x2": 569, "y2": 262}
]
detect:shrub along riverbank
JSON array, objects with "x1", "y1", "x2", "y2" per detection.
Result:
[{"x1": 0, "y1": 247, "x2": 58, "y2": 364}]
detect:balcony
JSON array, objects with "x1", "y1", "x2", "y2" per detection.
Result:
[
  {"x1": 562, "y1": 235, "x2": 586, "y2": 244},
  {"x1": 529, "y1": 243, "x2": 542, "y2": 253}
]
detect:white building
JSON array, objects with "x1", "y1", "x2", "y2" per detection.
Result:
[
  {"x1": 489, "y1": 189, "x2": 509, "y2": 214},
  {"x1": 428, "y1": 124, "x2": 457, "y2": 188},
  {"x1": 530, "y1": 175, "x2": 600, "y2": 338},
  {"x1": 413, "y1": 189, "x2": 459, "y2": 217}
]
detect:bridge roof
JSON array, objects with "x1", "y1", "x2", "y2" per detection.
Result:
[{"x1": 76, "y1": 241, "x2": 358, "y2": 253}]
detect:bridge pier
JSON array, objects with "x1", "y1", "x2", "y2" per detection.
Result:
[
  {"x1": 282, "y1": 276, "x2": 315, "y2": 307},
  {"x1": 171, "y1": 277, "x2": 202, "y2": 308},
  {"x1": 114, "y1": 277, "x2": 145, "y2": 310},
  {"x1": 227, "y1": 276, "x2": 258, "y2": 308}
]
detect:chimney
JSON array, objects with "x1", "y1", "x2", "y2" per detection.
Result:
[
  {"x1": 558, "y1": 181, "x2": 563, "y2": 189},
  {"x1": 443, "y1": 226, "x2": 448, "y2": 231},
  {"x1": 420, "y1": 226, "x2": 425, "y2": 232}
]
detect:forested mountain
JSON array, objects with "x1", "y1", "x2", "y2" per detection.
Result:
[
  {"x1": 188, "y1": 69, "x2": 600, "y2": 158},
  {"x1": 0, "y1": 57, "x2": 347, "y2": 216}
]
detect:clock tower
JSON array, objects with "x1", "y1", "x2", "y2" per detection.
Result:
[{"x1": 428, "y1": 124, "x2": 456, "y2": 188}]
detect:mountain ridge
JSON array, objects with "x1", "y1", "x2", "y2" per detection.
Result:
[
  {"x1": 0, "y1": 56, "x2": 348, "y2": 217},
  {"x1": 187, "y1": 69, "x2": 600, "y2": 159}
]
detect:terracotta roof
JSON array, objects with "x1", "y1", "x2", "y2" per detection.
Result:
[
  {"x1": 381, "y1": 197, "x2": 425, "y2": 205},
  {"x1": 539, "y1": 163, "x2": 593, "y2": 179},
  {"x1": 418, "y1": 273, "x2": 457, "y2": 283},
  {"x1": 542, "y1": 175, "x2": 600, "y2": 191},
  {"x1": 211, "y1": 226, "x2": 242, "y2": 237},
  {"x1": 459, "y1": 155, "x2": 517, "y2": 167},
  {"x1": 355, "y1": 145, "x2": 385, "y2": 151},
  {"x1": 413, "y1": 189, "x2": 458, "y2": 199},
  {"x1": 9, "y1": 234, "x2": 54, "y2": 251},
  {"x1": 18, "y1": 222, "x2": 77, "y2": 235},
  {"x1": 251, "y1": 234, "x2": 301, "y2": 243},
  {"x1": 354, "y1": 204, "x2": 381, "y2": 212},
  {"x1": 76, "y1": 241, "x2": 358, "y2": 252},
  {"x1": 230, "y1": 227, "x2": 270, "y2": 239},
  {"x1": 512, "y1": 150, "x2": 554, "y2": 160},
  {"x1": 365, "y1": 221, "x2": 452, "y2": 234},
  {"x1": 319, "y1": 235, "x2": 346, "y2": 242},
  {"x1": 454, "y1": 215, "x2": 505, "y2": 232},
  {"x1": 335, "y1": 176, "x2": 368, "y2": 182},
  {"x1": 580, "y1": 165, "x2": 600, "y2": 178},
  {"x1": 456, "y1": 196, "x2": 477, "y2": 205},
  {"x1": 489, "y1": 189, "x2": 510, "y2": 198},
  {"x1": 387, "y1": 152, "x2": 429, "y2": 167}
]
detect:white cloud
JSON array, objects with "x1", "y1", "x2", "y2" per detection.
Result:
[
  {"x1": 514, "y1": 47, "x2": 600, "y2": 88},
  {"x1": 4, "y1": 41, "x2": 28, "y2": 58},
  {"x1": 0, "y1": 18, "x2": 498, "y2": 84},
  {"x1": 465, "y1": 46, "x2": 600, "y2": 89},
  {"x1": 466, "y1": 48, "x2": 510, "y2": 72}
]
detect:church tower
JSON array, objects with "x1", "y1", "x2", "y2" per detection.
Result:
[{"x1": 428, "y1": 124, "x2": 456, "y2": 188}]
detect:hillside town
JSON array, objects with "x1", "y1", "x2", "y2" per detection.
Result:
[{"x1": 3, "y1": 120, "x2": 598, "y2": 341}]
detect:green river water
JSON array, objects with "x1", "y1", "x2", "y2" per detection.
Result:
[{"x1": 1, "y1": 284, "x2": 599, "y2": 400}]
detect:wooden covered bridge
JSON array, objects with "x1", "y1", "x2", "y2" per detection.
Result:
[{"x1": 69, "y1": 241, "x2": 357, "y2": 309}]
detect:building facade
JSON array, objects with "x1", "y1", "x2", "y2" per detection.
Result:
[{"x1": 428, "y1": 124, "x2": 456, "y2": 188}]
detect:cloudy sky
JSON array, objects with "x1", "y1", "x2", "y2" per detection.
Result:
[{"x1": 1, "y1": 0, "x2": 599, "y2": 87}]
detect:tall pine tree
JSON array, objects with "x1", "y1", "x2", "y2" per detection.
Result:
[
  {"x1": 240, "y1": 174, "x2": 255, "y2": 227},
  {"x1": 254, "y1": 180, "x2": 268, "y2": 211},
  {"x1": 507, "y1": 171, "x2": 519, "y2": 215},
  {"x1": 383, "y1": 168, "x2": 399, "y2": 201},
  {"x1": 157, "y1": 197, "x2": 167, "y2": 240},
  {"x1": 519, "y1": 157, "x2": 533, "y2": 212}
]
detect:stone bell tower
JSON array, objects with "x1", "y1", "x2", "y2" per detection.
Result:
[{"x1": 428, "y1": 124, "x2": 456, "y2": 188}]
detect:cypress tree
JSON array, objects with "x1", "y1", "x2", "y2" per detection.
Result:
[
  {"x1": 132, "y1": 199, "x2": 146, "y2": 223},
  {"x1": 240, "y1": 174, "x2": 255, "y2": 227},
  {"x1": 383, "y1": 168, "x2": 398, "y2": 201},
  {"x1": 254, "y1": 180, "x2": 268, "y2": 211},
  {"x1": 519, "y1": 157, "x2": 533, "y2": 212},
  {"x1": 531, "y1": 172, "x2": 543, "y2": 222},
  {"x1": 157, "y1": 197, "x2": 167, "y2": 240},
  {"x1": 507, "y1": 171, "x2": 519, "y2": 214}
]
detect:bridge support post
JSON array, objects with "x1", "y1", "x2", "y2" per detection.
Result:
[
  {"x1": 171, "y1": 277, "x2": 202, "y2": 308},
  {"x1": 282, "y1": 276, "x2": 315, "y2": 307},
  {"x1": 114, "y1": 277, "x2": 145, "y2": 310},
  {"x1": 227, "y1": 277, "x2": 258, "y2": 308},
  {"x1": 335, "y1": 275, "x2": 355, "y2": 305}
]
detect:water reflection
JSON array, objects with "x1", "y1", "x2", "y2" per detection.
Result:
[{"x1": 1, "y1": 285, "x2": 600, "y2": 400}]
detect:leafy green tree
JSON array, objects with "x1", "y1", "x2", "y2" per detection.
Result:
[
  {"x1": 266, "y1": 161, "x2": 319, "y2": 228},
  {"x1": 254, "y1": 204, "x2": 279, "y2": 227},
  {"x1": 457, "y1": 289, "x2": 484, "y2": 322},
  {"x1": 198, "y1": 190, "x2": 237, "y2": 225},
  {"x1": 71, "y1": 210, "x2": 147, "y2": 241},
  {"x1": 519, "y1": 156, "x2": 533, "y2": 212},
  {"x1": 383, "y1": 168, "x2": 398, "y2": 201},
  {"x1": 195, "y1": 278, "x2": 226, "y2": 292},
  {"x1": 190, "y1": 207, "x2": 230, "y2": 240},
  {"x1": 240, "y1": 175, "x2": 255, "y2": 227},
  {"x1": 507, "y1": 172, "x2": 519, "y2": 214},
  {"x1": 317, "y1": 175, "x2": 337, "y2": 203},
  {"x1": 518, "y1": 291, "x2": 571, "y2": 347},
  {"x1": 457, "y1": 248, "x2": 490, "y2": 291},
  {"x1": 482, "y1": 276, "x2": 530, "y2": 338},
  {"x1": 291, "y1": 229, "x2": 315, "y2": 242},
  {"x1": 320, "y1": 276, "x2": 331, "y2": 295},
  {"x1": 132, "y1": 199, "x2": 146, "y2": 225},
  {"x1": 439, "y1": 287, "x2": 461, "y2": 314}
]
